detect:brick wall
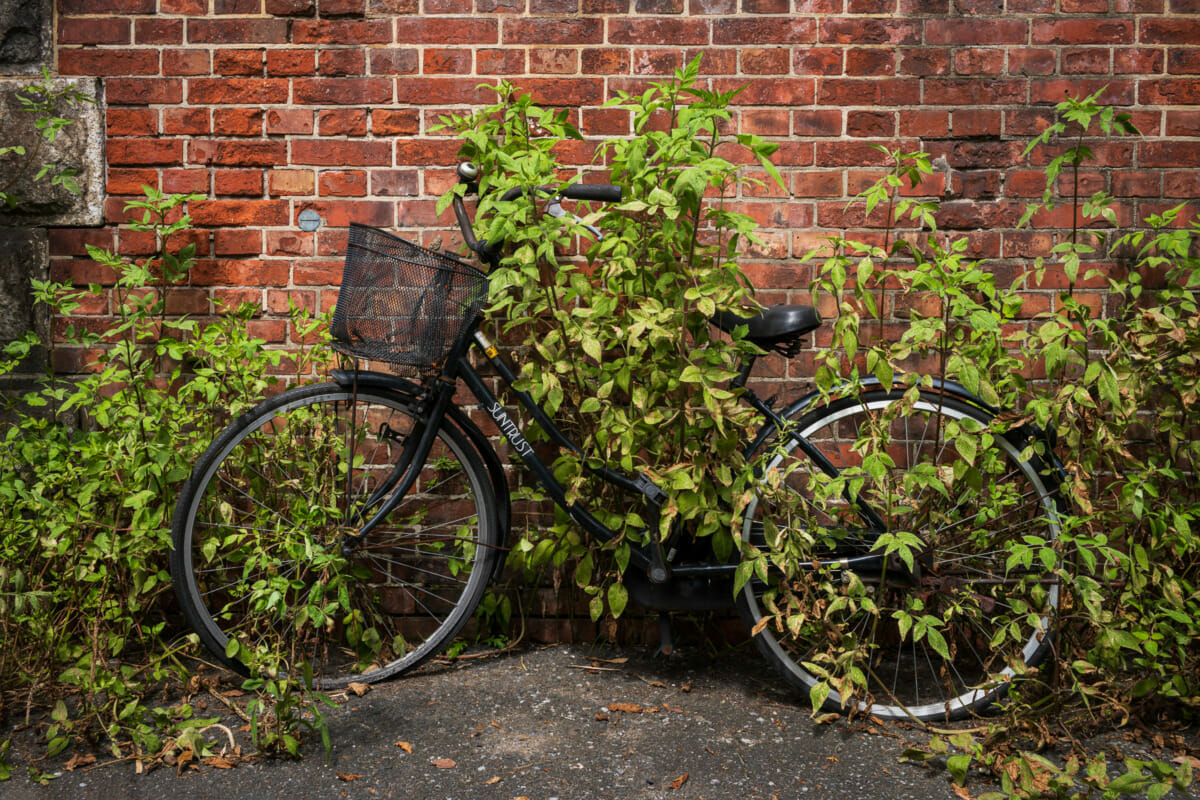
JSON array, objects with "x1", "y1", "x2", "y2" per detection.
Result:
[{"x1": 50, "y1": 0, "x2": 1199, "y2": 639}]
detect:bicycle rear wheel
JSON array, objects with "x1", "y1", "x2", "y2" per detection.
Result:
[
  {"x1": 170, "y1": 383, "x2": 500, "y2": 689},
  {"x1": 738, "y1": 389, "x2": 1062, "y2": 722}
]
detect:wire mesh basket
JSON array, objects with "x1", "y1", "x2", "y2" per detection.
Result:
[{"x1": 331, "y1": 224, "x2": 489, "y2": 370}]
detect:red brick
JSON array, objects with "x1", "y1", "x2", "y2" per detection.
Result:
[
  {"x1": 319, "y1": 0, "x2": 366, "y2": 13},
  {"x1": 1063, "y1": 48, "x2": 1111, "y2": 75},
  {"x1": 189, "y1": 140, "x2": 288, "y2": 167},
  {"x1": 190, "y1": 200, "x2": 291, "y2": 227},
  {"x1": 214, "y1": 170, "x2": 264, "y2": 196},
  {"x1": 135, "y1": 18, "x2": 184, "y2": 45},
  {"x1": 1142, "y1": 19, "x2": 1200, "y2": 44},
  {"x1": 214, "y1": 229, "x2": 263, "y2": 255},
  {"x1": 794, "y1": 109, "x2": 842, "y2": 136},
  {"x1": 1113, "y1": 170, "x2": 1163, "y2": 197},
  {"x1": 1141, "y1": 78, "x2": 1200, "y2": 105},
  {"x1": 1142, "y1": 142, "x2": 1200, "y2": 168},
  {"x1": 107, "y1": 108, "x2": 158, "y2": 136},
  {"x1": 319, "y1": 49, "x2": 366, "y2": 76},
  {"x1": 395, "y1": 18, "x2": 499, "y2": 43},
  {"x1": 531, "y1": 48, "x2": 580, "y2": 74},
  {"x1": 370, "y1": 48, "x2": 420, "y2": 74},
  {"x1": 193, "y1": 259, "x2": 289, "y2": 286},
  {"x1": 736, "y1": 48, "x2": 787, "y2": 75},
  {"x1": 954, "y1": 48, "x2": 1005, "y2": 75},
  {"x1": 846, "y1": 48, "x2": 895, "y2": 76},
  {"x1": 370, "y1": 170, "x2": 420, "y2": 196},
  {"x1": 163, "y1": 169, "x2": 211, "y2": 194},
  {"x1": 717, "y1": 77, "x2": 816, "y2": 105},
  {"x1": 1009, "y1": 48, "x2": 1057, "y2": 76},
  {"x1": 1166, "y1": 109, "x2": 1200, "y2": 136},
  {"x1": 213, "y1": 108, "x2": 265, "y2": 136},
  {"x1": 107, "y1": 169, "x2": 159, "y2": 196},
  {"x1": 162, "y1": 0, "x2": 207, "y2": 11},
  {"x1": 1030, "y1": 79, "x2": 1134, "y2": 105},
  {"x1": 164, "y1": 49, "x2": 211, "y2": 76},
  {"x1": 820, "y1": 18, "x2": 921, "y2": 45},
  {"x1": 59, "y1": 17, "x2": 130, "y2": 45},
  {"x1": 292, "y1": 140, "x2": 392, "y2": 166},
  {"x1": 163, "y1": 108, "x2": 211, "y2": 135},
  {"x1": 294, "y1": 78, "x2": 393, "y2": 104},
  {"x1": 1034, "y1": 19, "x2": 1135, "y2": 45},
  {"x1": 60, "y1": 0, "x2": 153, "y2": 11},
  {"x1": 609, "y1": 18, "x2": 709, "y2": 45},
  {"x1": 900, "y1": 109, "x2": 949, "y2": 136},
  {"x1": 394, "y1": 138, "x2": 463, "y2": 165},
  {"x1": 952, "y1": 108, "x2": 1002, "y2": 136},
  {"x1": 372, "y1": 109, "x2": 420, "y2": 135},
  {"x1": 319, "y1": 170, "x2": 368, "y2": 197},
  {"x1": 188, "y1": 78, "x2": 290, "y2": 104},
  {"x1": 479, "y1": 48, "x2": 527, "y2": 75},
  {"x1": 266, "y1": 0, "x2": 316, "y2": 14},
  {"x1": 188, "y1": 19, "x2": 289, "y2": 44},
  {"x1": 59, "y1": 49, "x2": 159, "y2": 76},
  {"x1": 740, "y1": 108, "x2": 790, "y2": 136},
  {"x1": 297, "y1": 200, "x2": 393, "y2": 227},
  {"x1": 847, "y1": 111, "x2": 895, "y2": 137},
  {"x1": 319, "y1": 108, "x2": 368, "y2": 136},
  {"x1": 267, "y1": 230, "x2": 314, "y2": 257},
  {"x1": 794, "y1": 47, "x2": 843, "y2": 75},
  {"x1": 214, "y1": 49, "x2": 265, "y2": 76},
  {"x1": 216, "y1": 0, "x2": 262, "y2": 12},
  {"x1": 268, "y1": 170, "x2": 316, "y2": 196},
  {"x1": 630, "y1": 49, "x2": 682, "y2": 75},
  {"x1": 429, "y1": 0, "x2": 473, "y2": 11},
  {"x1": 714, "y1": 18, "x2": 816, "y2": 45},
  {"x1": 266, "y1": 109, "x2": 314, "y2": 135},
  {"x1": 1164, "y1": 170, "x2": 1200, "y2": 198},
  {"x1": 582, "y1": 48, "x2": 630, "y2": 74},
  {"x1": 926, "y1": 78, "x2": 1027, "y2": 105},
  {"x1": 505, "y1": 18, "x2": 604, "y2": 45},
  {"x1": 395, "y1": 77, "x2": 497, "y2": 104},
  {"x1": 425, "y1": 48, "x2": 473, "y2": 74},
  {"x1": 293, "y1": 19, "x2": 391, "y2": 45},
  {"x1": 689, "y1": 0, "x2": 735, "y2": 11},
  {"x1": 1115, "y1": 48, "x2": 1163, "y2": 74},
  {"x1": 267, "y1": 49, "x2": 317, "y2": 75},
  {"x1": 108, "y1": 139, "x2": 184, "y2": 166}
]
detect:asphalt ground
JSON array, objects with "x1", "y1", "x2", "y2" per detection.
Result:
[{"x1": 2, "y1": 642, "x2": 1196, "y2": 800}]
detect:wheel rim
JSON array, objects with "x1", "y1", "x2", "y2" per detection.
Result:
[
  {"x1": 742, "y1": 394, "x2": 1060, "y2": 720},
  {"x1": 175, "y1": 389, "x2": 494, "y2": 688}
]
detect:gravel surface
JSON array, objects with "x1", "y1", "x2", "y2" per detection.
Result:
[{"x1": 1, "y1": 643, "x2": 1194, "y2": 800}]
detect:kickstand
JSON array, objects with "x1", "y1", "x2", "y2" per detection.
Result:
[{"x1": 656, "y1": 614, "x2": 675, "y2": 657}]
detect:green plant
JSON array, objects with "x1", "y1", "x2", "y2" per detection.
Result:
[
  {"x1": 438, "y1": 56, "x2": 781, "y2": 622},
  {"x1": 0, "y1": 68, "x2": 93, "y2": 208}
]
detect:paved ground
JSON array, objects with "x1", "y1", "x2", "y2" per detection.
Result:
[{"x1": 1, "y1": 643, "x2": 1195, "y2": 800}]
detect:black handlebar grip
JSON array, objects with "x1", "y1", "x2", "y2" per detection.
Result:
[{"x1": 562, "y1": 183, "x2": 623, "y2": 203}]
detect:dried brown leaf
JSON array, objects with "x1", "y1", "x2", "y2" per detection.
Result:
[
  {"x1": 485, "y1": 776, "x2": 501, "y2": 785},
  {"x1": 395, "y1": 741, "x2": 413, "y2": 754},
  {"x1": 346, "y1": 682, "x2": 371, "y2": 697},
  {"x1": 670, "y1": 773, "x2": 689, "y2": 789},
  {"x1": 336, "y1": 772, "x2": 362, "y2": 781},
  {"x1": 431, "y1": 757, "x2": 456, "y2": 769},
  {"x1": 64, "y1": 753, "x2": 96, "y2": 771},
  {"x1": 203, "y1": 756, "x2": 237, "y2": 769}
]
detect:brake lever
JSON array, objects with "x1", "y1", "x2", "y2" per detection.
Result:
[{"x1": 545, "y1": 197, "x2": 603, "y2": 240}]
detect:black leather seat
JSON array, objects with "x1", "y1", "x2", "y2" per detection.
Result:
[{"x1": 711, "y1": 304, "x2": 821, "y2": 357}]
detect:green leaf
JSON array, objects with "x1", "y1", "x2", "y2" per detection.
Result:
[{"x1": 607, "y1": 582, "x2": 628, "y2": 618}]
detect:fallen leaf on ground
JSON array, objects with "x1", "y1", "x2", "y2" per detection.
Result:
[
  {"x1": 64, "y1": 753, "x2": 96, "y2": 771},
  {"x1": 1173, "y1": 755, "x2": 1200, "y2": 769},
  {"x1": 952, "y1": 785, "x2": 973, "y2": 800},
  {"x1": 395, "y1": 741, "x2": 413, "y2": 753},
  {"x1": 485, "y1": 776, "x2": 501, "y2": 785},
  {"x1": 431, "y1": 757, "x2": 456, "y2": 769},
  {"x1": 590, "y1": 657, "x2": 628, "y2": 665},
  {"x1": 346, "y1": 682, "x2": 371, "y2": 697},
  {"x1": 336, "y1": 772, "x2": 361, "y2": 781},
  {"x1": 609, "y1": 702, "x2": 656, "y2": 714},
  {"x1": 204, "y1": 756, "x2": 237, "y2": 769},
  {"x1": 670, "y1": 773, "x2": 688, "y2": 789},
  {"x1": 595, "y1": 712, "x2": 609, "y2": 721},
  {"x1": 681, "y1": 681, "x2": 692, "y2": 693}
]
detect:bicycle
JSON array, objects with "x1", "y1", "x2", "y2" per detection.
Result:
[{"x1": 170, "y1": 163, "x2": 1065, "y2": 723}]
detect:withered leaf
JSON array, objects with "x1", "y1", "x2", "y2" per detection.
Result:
[
  {"x1": 609, "y1": 702, "x2": 647, "y2": 714},
  {"x1": 395, "y1": 741, "x2": 414, "y2": 753},
  {"x1": 670, "y1": 773, "x2": 689, "y2": 790},
  {"x1": 64, "y1": 753, "x2": 97, "y2": 771},
  {"x1": 346, "y1": 682, "x2": 371, "y2": 697},
  {"x1": 431, "y1": 757, "x2": 456, "y2": 769},
  {"x1": 336, "y1": 772, "x2": 361, "y2": 781},
  {"x1": 484, "y1": 776, "x2": 501, "y2": 785},
  {"x1": 204, "y1": 756, "x2": 237, "y2": 769}
]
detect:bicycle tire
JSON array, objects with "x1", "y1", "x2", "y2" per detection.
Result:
[
  {"x1": 170, "y1": 382, "x2": 500, "y2": 689},
  {"x1": 738, "y1": 389, "x2": 1062, "y2": 722}
]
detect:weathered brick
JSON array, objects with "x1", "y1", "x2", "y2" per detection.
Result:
[
  {"x1": 107, "y1": 169, "x2": 159, "y2": 196},
  {"x1": 108, "y1": 139, "x2": 184, "y2": 166},
  {"x1": 926, "y1": 78, "x2": 1027, "y2": 105},
  {"x1": 479, "y1": 48, "x2": 528, "y2": 75},
  {"x1": 820, "y1": 18, "x2": 921, "y2": 45},
  {"x1": 266, "y1": 109, "x2": 314, "y2": 135},
  {"x1": 370, "y1": 48, "x2": 420, "y2": 74},
  {"x1": 163, "y1": 169, "x2": 211, "y2": 194},
  {"x1": 717, "y1": 78, "x2": 816, "y2": 105},
  {"x1": 188, "y1": 78, "x2": 290, "y2": 105},
  {"x1": 713, "y1": 18, "x2": 815, "y2": 45},
  {"x1": 266, "y1": 0, "x2": 316, "y2": 14},
  {"x1": 214, "y1": 229, "x2": 263, "y2": 256},
  {"x1": 394, "y1": 78, "x2": 497, "y2": 105},
  {"x1": 59, "y1": 49, "x2": 159, "y2": 76},
  {"x1": 425, "y1": 48, "x2": 474, "y2": 74},
  {"x1": 395, "y1": 18, "x2": 499, "y2": 44},
  {"x1": 213, "y1": 49, "x2": 265, "y2": 76},
  {"x1": 847, "y1": 110, "x2": 896, "y2": 137},
  {"x1": 189, "y1": 18, "x2": 289, "y2": 44},
  {"x1": 293, "y1": 19, "x2": 392, "y2": 44},
  {"x1": 370, "y1": 170, "x2": 420, "y2": 196},
  {"x1": 107, "y1": 108, "x2": 158, "y2": 136},
  {"x1": 531, "y1": 48, "x2": 580, "y2": 74},
  {"x1": 631, "y1": 49, "x2": 682, "y2": 75},
  {"x1": 506, "y1": 18, "x2": 604, "y2": 44},
  {"x1": 319, "y1": 170, "x2": 368, "y2": 196},
  {"x1": 189, "y1": 139, "x2": 289, "y2": 167},
  {"x1": 794, "y1": 109, "x2": 843, "y2": 136},
  {"x1": 213, "y1": 108, "x2": 265, "y2": 136},
  {"x1": 954, "y1": 48, "x2": 1006, "y2": 75},
  {"x1": 582, "y1": 48, "x2": 631, "y2": 74},
  {"x1": 135, "y1": 18, "x2": 184, "y2": 45},
  {"x1": 268, "y1": 170, "x2": 316, "y2": 196},
  {"x1": 216, "y1": 0, "x2": 262, "y2": 12},
  {"x1": 609, "y1": 18, "x2": 709, "y2": 45},
  {"x1": 1033, "y1": 19, "x2": 1135, "y2": 45},
  {"x1": 1142, "y1": 19, "x2": 1200, "y2": 45},
  {"x1": 164, "y1": 49, "x2": 211, "y2": 76},
  {"x1": 59, "y1": 17, "x2": 131, "y2": 45},
  {"x1": 372, "y1": 109, "x2": 420, "y2": 135},
  {"x1": 267, "y1": 49, "x2": 317, "y2": 75},
  {"x1": 60, "y1": 0, "x2": 154, "y2": 11},
  {"x1": 212, "y1": 168, "x2": 261, "y2": 195},
  {"x1": 319, "y1": 108, "x2": 369, "y2": 136},
  {"x1": 190, "y1": 200, "x2": 291, "y2": 227},
  {"x1": 292, "y1": 140, "x2": 393, "y2": 166},
  {"x1": 1141, "y1": 78, "x2": 1200, "y2": 105}
]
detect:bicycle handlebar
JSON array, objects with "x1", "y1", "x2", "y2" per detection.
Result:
[{"x1": 452, "y1": 162, "x2": 622, "y2": 266}]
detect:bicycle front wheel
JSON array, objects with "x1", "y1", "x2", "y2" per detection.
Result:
[
  {"x1": 170, "y1": 383, "x2": 500, "y2": 689},
  {"x1": 738, "y1": 389, "x2": 1062, "y2": 722}
]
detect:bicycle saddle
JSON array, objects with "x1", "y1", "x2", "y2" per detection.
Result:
[{"x1": 710, "y1": 304, "x2": 821, "y2": 357}]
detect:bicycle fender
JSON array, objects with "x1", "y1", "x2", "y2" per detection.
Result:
[{"x1": 330, "y1": 370, "x2": 513, "y2": 574}]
